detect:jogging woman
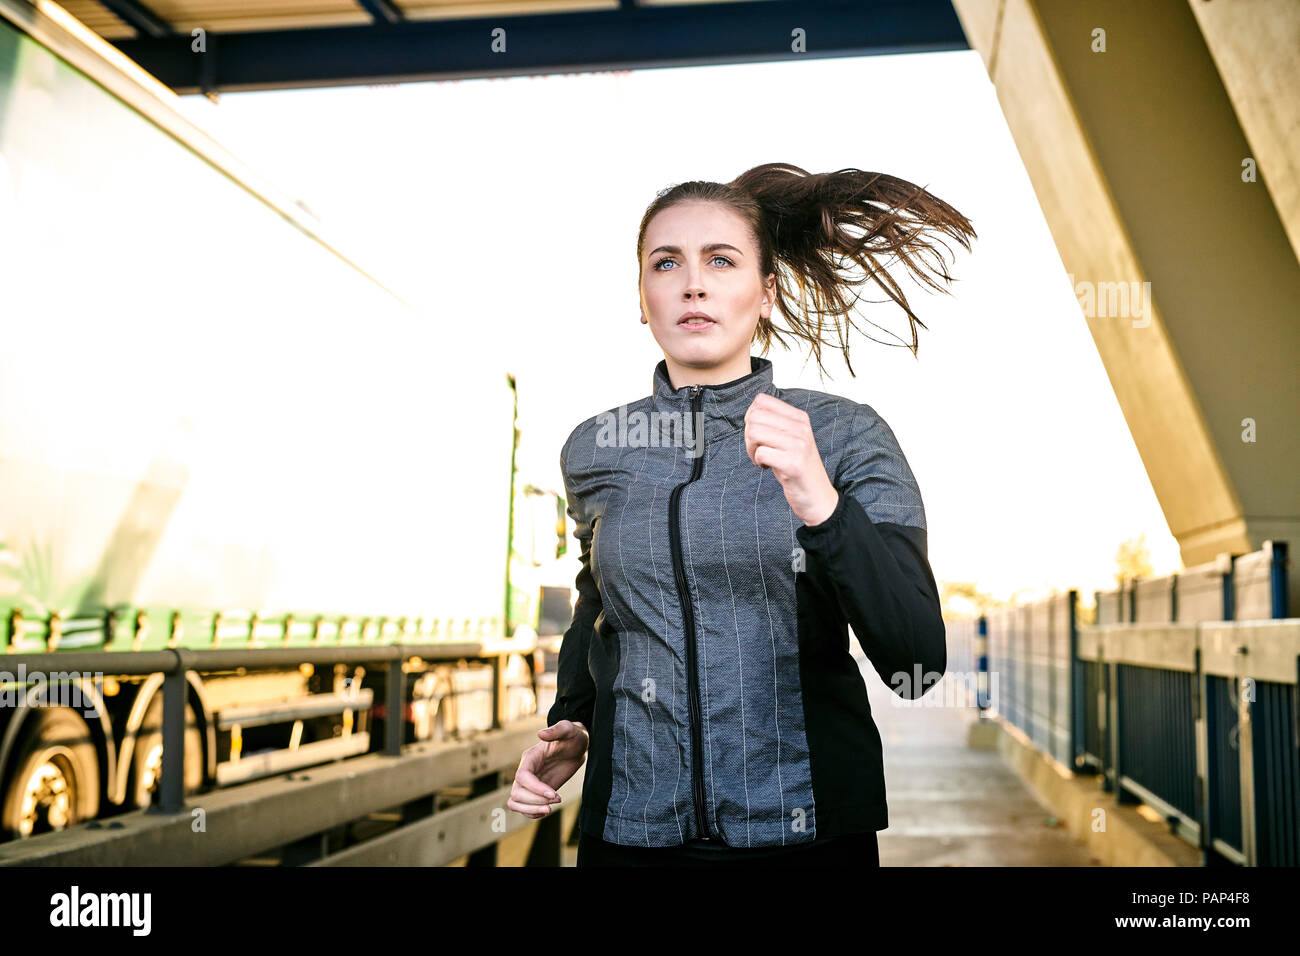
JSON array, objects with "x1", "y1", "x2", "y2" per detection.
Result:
[{"x1": 509, "y1": 163, "x2": 975, "y2": 866}]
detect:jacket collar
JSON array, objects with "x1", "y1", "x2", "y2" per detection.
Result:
[{"x1": 651, "y1": 354, "x2": 777, "y2": 438}]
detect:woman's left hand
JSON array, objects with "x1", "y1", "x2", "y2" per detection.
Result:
[{"x1": 743, "y1": 393, "x2": 840, "y2": 526}]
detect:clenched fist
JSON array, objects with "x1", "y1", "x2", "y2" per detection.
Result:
[{"x1": 743, "y1": 392, "x2": 840, "y2": 526}]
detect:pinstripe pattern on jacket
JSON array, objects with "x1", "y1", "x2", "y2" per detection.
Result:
[{"x1": 548, "y1": 354, "x2": 945, "y2": 848}]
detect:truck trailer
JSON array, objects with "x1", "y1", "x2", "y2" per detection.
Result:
[{"x1": 0, "y1": 0, "x2": 569, "y2": 849}]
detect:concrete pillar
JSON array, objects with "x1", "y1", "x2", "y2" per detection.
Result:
[{"x1": 951, "y1": 0, "x2": 1300, "y2": 567}]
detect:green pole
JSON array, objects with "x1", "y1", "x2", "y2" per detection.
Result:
[{"x1": 504, "y1": 372, "x2": 519, "y2": 637}]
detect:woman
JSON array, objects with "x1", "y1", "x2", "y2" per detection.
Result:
[{"x1": 509, "y1": 163, "x2": 975, "y2": 866}]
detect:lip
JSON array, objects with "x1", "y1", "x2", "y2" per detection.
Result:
[{"x1": 678, "y1": 311, "x2": 716, "y2": 326}]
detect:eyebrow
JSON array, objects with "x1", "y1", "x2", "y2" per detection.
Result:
[{"x1": 647, "y1": 243, "x2": 745, "y2": 259}]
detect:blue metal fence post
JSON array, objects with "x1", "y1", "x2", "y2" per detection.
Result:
[
  {"x1": 1267, "y1": 540, "x2": 1289, "y2": 618},
  {"x1": 1111, "y1": 661, "x2": 1135, "y2": 803},
  {"x1": 1069, "y1": 589, "x2": 1081, "y2": 771},
  {"x1": 1220, "y1": 551, "x2": 1235, "y2": 621}
]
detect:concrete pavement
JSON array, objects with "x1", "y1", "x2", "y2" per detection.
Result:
[{"x1": 861, "y1": 649, "x2": 1104, "y2": 867}]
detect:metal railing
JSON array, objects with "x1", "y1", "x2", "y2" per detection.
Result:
[
  {"x1": 0, "y1": 637, "x2": 557, "y2": 865},
  {"x1": 4, "y1": 604, "x2": 507, "y2": 653},
  {"x1": 981, "y1": 590, "x2": 1079, "y2": 770},
  {"x1": 955, "y1": 539, "x2": 1296, "y2": 866}
]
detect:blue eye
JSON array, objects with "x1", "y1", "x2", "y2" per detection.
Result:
[{"x1": 652, "y1": 255, "x2": 734, "y2": 270}]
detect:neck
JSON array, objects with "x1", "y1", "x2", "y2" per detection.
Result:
[
  {"x1": 663, "y1": 352, "x2": 756, "y2": 390},
  {"x1": 651, "y1": 354, "x2": 775, "y2": 439}
]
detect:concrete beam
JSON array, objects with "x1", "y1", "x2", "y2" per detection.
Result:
[
  {"x1": 1190, "y1": 0, "x2": 1300, "y2": 264},
  {"x1": 952, "y1": 0, "x2": 1300, "y2": 566}
]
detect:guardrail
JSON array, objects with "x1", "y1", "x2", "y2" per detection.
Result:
[
  {"x1": 1078, "y1": 619, "x2": 1299, "y2": 866},
  {"x1": 0, "y1": 638, "x2": 560, "y2": 866},
  {"x1": 982, "y1": 591, "x2": 1080, "y2": 769},
  {"x1": 1095, "y1": 542, "x2": 1290, "y2": 625},
  {"x1": 4, "y1": 605, "x2": 508, "y2": 652},
  {"x1": 953, "y1": 540, "x2": 1297, "y2": 866}
]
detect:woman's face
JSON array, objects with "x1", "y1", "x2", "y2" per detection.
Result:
[{"x1": 640, "y1": 201, "x2": 774, "y2": 374}]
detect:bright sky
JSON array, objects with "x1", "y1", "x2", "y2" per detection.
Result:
[{"x1": 175, "y1": 49, "x2": 1183, "y2": 607}]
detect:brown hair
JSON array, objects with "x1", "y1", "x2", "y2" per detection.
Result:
[{"x1": 636, "y1": 162, "x2": 976, "y2": 378}]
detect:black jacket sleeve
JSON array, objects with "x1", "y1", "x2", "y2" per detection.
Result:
[
  {"x1": 545, "y1": 427, "x2": 601, "y2": 729},
  {"x1": 794, "y1": 403, "x2": 946, "y2": 699}
]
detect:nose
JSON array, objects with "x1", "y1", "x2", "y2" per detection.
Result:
[{"x1": 681, "y1": 263, "x2": 707, "y2": 301}]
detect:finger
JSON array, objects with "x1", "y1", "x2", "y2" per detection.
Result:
[
  {"x1": 744, "y1": 414, "x2": 800, "y2": 461},
  {"x1": 746, "y1": 435, "x2": 789, "y2": 470},
  {"x1": 746, "y1": 422, "x2": 805, "y2": 459},
  {"x1": 511, "y1": 783, "x2": 554, "y2": 807},
  {"x1": 752, "y1": 443, "x2": 795, "y2": 474},
  {"x1": 539, "y1": 720, "x2": 579, "y2": 738},
  {"x1": 746, "y1": 409, "x2": 811, "y2": 448},
  {"x1": 750, "y1": 393, "x2": 808, "y2": 427},
  {"x1": 747, "y1": 417, "x2": 805, "y2": 446},
  {"x1": 751, "y1": 442, "x2": 779, "y2": 470},
  {"x1": 744, "y1": 431, "x2": 776, "y2": 468},
  {"x1": 507, "y1": 797, "x2": 553, "y2": 818},
  {"x1": 517, "y1": 746, "x2": 541, "y2": 774},
  {"x1": 750, "y1": 392, "x2": 796, "y2": 414},
  {"x1": 516, "y1": 766, "x2": 561, "y2": 801}
]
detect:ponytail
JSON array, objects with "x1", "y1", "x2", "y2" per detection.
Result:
[{"x1": 636, "y1": 162, "x2": 976, "y2": 377}]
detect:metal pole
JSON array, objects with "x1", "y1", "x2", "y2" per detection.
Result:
[
  {"x1": 385, "y1": 657, "x2": 405, "y2": 756},
  {"x1": 158, "y1": 648, "x2": 190, "y2": 813},
  {"x1": 504, "y1": 371, "x2": 519, "y2": 638}
]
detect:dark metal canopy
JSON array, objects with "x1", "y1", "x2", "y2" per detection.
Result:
[{"x1": 60, "y1": 0, "x2": 968, "y2": 95}]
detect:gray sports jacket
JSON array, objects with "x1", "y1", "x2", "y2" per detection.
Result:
[{"x1": 547, "y1": 354, "x2": 946, "y2": 848}]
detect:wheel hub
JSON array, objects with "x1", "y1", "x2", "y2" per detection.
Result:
[{"x1": 17, "y1": 748, "x2": 76, "y2": 838}]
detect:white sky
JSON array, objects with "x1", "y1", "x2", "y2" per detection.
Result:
[{"x1": 174, "y1": 49, "x2": 1183, "y2": 606}]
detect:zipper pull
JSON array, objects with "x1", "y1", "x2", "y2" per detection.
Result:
[{"x1": 690, "y1": 385, "x2": 701, "y2": 398}]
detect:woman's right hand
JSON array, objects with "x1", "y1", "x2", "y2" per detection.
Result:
[{"x1": 508, "y1": 719, "x2": 589, "y2": 819}]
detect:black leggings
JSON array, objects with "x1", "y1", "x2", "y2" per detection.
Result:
[{"x1": 577, "y1": 829, "x2": 880, "y2": 867}]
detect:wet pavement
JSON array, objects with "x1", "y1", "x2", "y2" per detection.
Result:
[{"x1": 860, "y1": 648, "x2": 1103, "y2": 867}]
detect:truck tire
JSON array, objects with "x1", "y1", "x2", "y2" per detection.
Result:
[
  {"x1": 1, "y1": 708, "x2": 101, "y2": 840},
  {"x1": 130, "y1": 695, "x2": 204, "y2": 809}
]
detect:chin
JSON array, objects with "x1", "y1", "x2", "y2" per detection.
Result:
[
  {"x1": 671, "y1": 341, "x2": 729, "y2": 365},
  {"x1": 676, "y1": 335, "x2": 723, "y2": 348}
]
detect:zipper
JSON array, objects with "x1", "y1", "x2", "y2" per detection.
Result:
[{"x1": 667, "y1": 383, "x2": 713, "y2": 840}]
